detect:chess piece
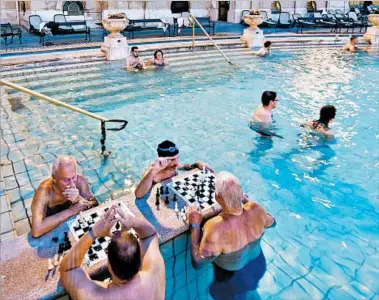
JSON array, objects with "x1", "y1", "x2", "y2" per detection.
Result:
[
  {"x1": 160, "y1": 186, "x2": 164, "y2": 195},
  {"x1": 173, "y1": 194, "x2": 177, "y2": 202},
  {"x1": 165, "y1": 196, "x2": 169, "y2": 205},
  {"x1": 47, "y1": 258, "x2": 54, "y2": 271},
  {"x1": 52, "y1": 237, "x2": 58, "y2": 243},
  {"x1": 155, "y1": 189, "x2": 160, "y2": 207},
  {"x1": 174, "y1": 202, "x2": 179, "y2": 213},
  {"x1": 165, "y1": 186, "x2": 169, "y2": 194},
  {"x1": 53, "y1": 254, "x2": 59, "y2": 267}
]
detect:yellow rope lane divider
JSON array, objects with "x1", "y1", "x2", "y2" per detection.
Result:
[
  {"x1": 189, "y1": 14, "x2": 233, "y2": 65},
  {"x1": 0, "y1": 79, "x2": 108, "y2": 122}
]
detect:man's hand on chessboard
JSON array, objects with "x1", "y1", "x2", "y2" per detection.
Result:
[
  {"x1": 196, "y1": 161, "x2": 215, "y2": 173},
  {"x1": 92, "y1": 205, "x2": 118, "y2": 238}
]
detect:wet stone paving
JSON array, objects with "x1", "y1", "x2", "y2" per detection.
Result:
[{"x1": 0, "y1": 87, "x2": 135, "y2": 240}]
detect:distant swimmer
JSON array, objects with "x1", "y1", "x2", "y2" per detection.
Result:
[
  {"x1": 343, "y1": 36, "x2": 359, "y2": 52},
  {"x1": 302, "y1": 105, "x2": 336, "y2": 140},
  {"x1": 125, "y1": 46, "x2": 144, "y2": 71},
  {"x1": 250, "y1": 91, "x2": 282, "y2": 138},
  {"x1": 149, "y1": 50, "x2": 169, "y2": 66},
  {"x1": 252, "y1": 91, "x2": 278, "y2": 125},
  {"x1": 254, "y1": 41, "x2": 272, "y2": 57}
]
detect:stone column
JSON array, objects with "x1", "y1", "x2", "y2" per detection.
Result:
[{"x1": 101, "y1": 19, "x2": 130, "y2": 61}]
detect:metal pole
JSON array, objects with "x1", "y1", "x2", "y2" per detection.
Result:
[
  {"x1": 192, "y1": 21, "x2": 195, "y2": 53},
  {"x1": 189, "y1": 14, "x2": 232, "y2": 65},
  {"x1": 16, "y1": 1, "x2": 20, "y2": 26},
  {"x1": 0, "y1": 79, "x2": 108, "y2": 122}
]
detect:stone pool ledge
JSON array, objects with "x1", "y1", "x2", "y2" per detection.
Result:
[{"x1": 0, "y1": 170, "x2": 221, "y2": 300}]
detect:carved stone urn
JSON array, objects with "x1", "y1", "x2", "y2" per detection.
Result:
[
  {"x1": 243, "y1": 14, "x2": 263, "y2": 30},
  {"x1": 363, "y1": 14, "x2": 379, "y2": 46},
  {"x1": 102, "y1": 18, "x2": 129, "y2": 38}
]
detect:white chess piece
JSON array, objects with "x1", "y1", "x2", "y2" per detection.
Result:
[
  {"x1": 47, "y1": 258, "x2": 54, "y2": 271},
  {"x1": 174, "y1": 202, "x2": 179, "y2": 213},
  {"x1": 53, "y1": 253, "x2": 59, "y2": 267}
]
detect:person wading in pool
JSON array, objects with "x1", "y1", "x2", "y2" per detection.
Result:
[
  {"x1": 60, "y1": 205, "x2": 165, "y2": 300},
  {"x1": 135, "y1": 140, "x2": 214, "y2": 199},
  {"x1": 188, "y1": 171, "x2": 275, "y2": 299},
  {"x1": 343, "y1": 36, "x2": 359, "y2": 52},
  {"x1": 303, "y1": 105, "x2": 336, "y2": 140},
  {"x1": 31, "y1": 156, "x2": 98, "y2": 238},
  {"x1": 125, "y1": 46, "x2": 144, "y2": 71},
  {"x1": 254, "y1": 41, "x2": 272, "y2": 57},
  {"x1": 149, "y1": 49, "x2": 169, "y2": 66}
]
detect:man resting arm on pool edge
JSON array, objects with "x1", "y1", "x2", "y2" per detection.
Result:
[{"x1": 135, "y1": 140, "x2": 214, "y2": 199}]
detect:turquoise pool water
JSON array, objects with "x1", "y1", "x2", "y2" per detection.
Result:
[{"x1": 9, "y1": 47, "x2": 379, "y2": 298}]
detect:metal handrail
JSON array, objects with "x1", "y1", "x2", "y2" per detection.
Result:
[
  {"x1": 0, "y1": 79, "x2": 128, "y2": 157},
  {"x1": 189, "y1": 14, "x2": 233, "y2": 65}
]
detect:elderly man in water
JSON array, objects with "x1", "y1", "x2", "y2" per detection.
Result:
[
  {"x1": 135, "y1": 140, "x2": 214, "y2": 199},
  {"x1": 31, "y1": 156, "x2": 97, "y2": 238},
  {"x1": 60, "y1": 205, "x2": 165, "y2": 299},
  {"x1": 189, "y1": 171, "x2": 275, "y2": 298}
]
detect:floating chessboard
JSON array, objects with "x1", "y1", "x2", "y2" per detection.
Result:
[
  {"x1": 168, "y1": 170, "x2": 216, "y2": 211},
  {"x1": 67, "y1": 202, "x2": 134, "y2": 267}
]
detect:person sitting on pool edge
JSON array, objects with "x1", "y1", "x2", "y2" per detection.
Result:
[
  {"x1": 60, "y1": 205, "x2": 165, "y2": 300},
  {"x1": 31, "y1": 156, "x2": 98, "y2": 238},
  {"x1": 149, "y1": 50, "x2": 169, "y2": 66},
  {"x1": 255, "y1": 41, "x2": 272, "y2": 57},
  {"x1": 125, "y1": 46, "x2": 144, "y2": 71},
  {"x1": 343, "y1": 36, "x2": 359, "y2": 52},
  {"x1": 302, "y1": 105, "x2": 336, "y2": 139},
  {"x1": 188, "y1": 171, "x2": 275, "y2": 299},
  {"x1": 134, "y1": 140, "x2": 214, "y2": 199}
]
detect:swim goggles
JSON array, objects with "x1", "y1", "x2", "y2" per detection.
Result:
[{"x1": 158, "y1": 146, "x2": 178, "y2": 153}]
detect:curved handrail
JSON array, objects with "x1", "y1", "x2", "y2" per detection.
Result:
[
  {"x1": 0, "y1": 79, "x2": 128, "y2": 157},
  {"x1": 189, "y1": 14, "x2": 233, "y2": 65}
]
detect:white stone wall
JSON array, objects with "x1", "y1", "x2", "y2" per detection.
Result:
[{"x1": 1, "y1": 1, "x2": 17, "y2": 24}]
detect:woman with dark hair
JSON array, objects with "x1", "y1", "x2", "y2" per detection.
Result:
[
  {"x1": 303, "y1": 105, "x2": 336, "y2": 139},
  {"x1": 149, "y1": 49, "x2": 168, "y2": 66}
]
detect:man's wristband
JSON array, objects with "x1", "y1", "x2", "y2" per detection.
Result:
[
  {"x1": 88, "y1": 228, "x2": 97, "y2": 240},
  {"x1": 190, "y1": 223, "x2": 200, "y2": 230}
]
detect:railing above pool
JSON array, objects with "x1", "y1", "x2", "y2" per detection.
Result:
[{"x1": 0, "y1": 79, "x2": 128, "y2": 157}]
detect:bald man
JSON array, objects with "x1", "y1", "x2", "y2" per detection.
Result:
[{"x1": 31, "y1": 156, "x2": 98, "y2": 238}]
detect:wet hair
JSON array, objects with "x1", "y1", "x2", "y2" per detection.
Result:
[
  {"x1": 318, "y1": 105, "x2": 336, "y2": 126},
  {"x1": 108, "y1": 232, "x2": 141, "y2": 281},
  {"x1": 261, "y1": 91, "x2": 277, "y2": 106},
  {"x1": 215, "y1": 171, "x2": 244, "y2": 211},
  {"x1": 157, "y1": 140, "x2": 179, "y2": 157},
  {"x1": 154, "y1": 49, "x2": 164, "y2": 59},
  {"x1": 52, "y1": 156, "x2": 76, "y2": 178},
  {"x1": 350, "y1": 36, "x2": 358, "y2": 42},
  {"x1": 264, "y1": 41, "x2": 272, "y2": 48},
  {"x1": 131, "y1": 46, "x2": 138, "y2": 52}
]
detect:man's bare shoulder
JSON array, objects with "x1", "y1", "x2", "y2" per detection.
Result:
[
  {"x1": 244, "y1": 201, "x2": 265, "y2": 214},
  {"x1": 36, "y1": 178, "x2": 53, "y2": 192}
]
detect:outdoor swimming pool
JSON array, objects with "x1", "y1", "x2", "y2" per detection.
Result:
[{"x1": 5, "y1": 46, "x2": 379, "y2": 298}]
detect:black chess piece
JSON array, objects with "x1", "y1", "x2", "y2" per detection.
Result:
[
  {"x1": 165, "y1": 196, "x2": 169, "y2": 205},
  {"x1": 155, "y1": 189, "x2": 160, "y2": 207},
  {"x1": 173, "y1": 194, "x2": 177, "y2": 202},
  {"x1": 52, "y1": 237, "x2": 58, "y2": 243},
  {"x1": 160, "y1": 186, "x2": 164, "y2": 195},
  {"x1": 115, "y1": 222, "x2": 121, "y2": 230},
  {"x1": 58, "y1": 243, "x2": 64, "y2": 254},
  {"x1": 165, "y1": 186, "x2": 169, "y2": 194}
]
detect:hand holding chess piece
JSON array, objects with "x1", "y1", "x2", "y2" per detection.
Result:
[
  {"x1": 92, "y1": 205, "x2": 118, "y2": 238},
  {"x1": 69, "y1": 199, "x2": 90, "y2": 214},
  {"x1": 188, "y1": 205, "x2": 202, "y2": 225},
  {"x1": 196, "y1": 161, "x2": 215, "y2": 173}
]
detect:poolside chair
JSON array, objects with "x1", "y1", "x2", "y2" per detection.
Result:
[
  {"x1": 292, "y1": 13, "x2": 315, "y2": 33},
  {"x1": 1, "y1": 23, "x2": 22, "y2": 44},
  {"x1": 278, "y1": 12, "x2": 292, "y2": 27},
  {"x1": 335, "y1": 9, "x2": 345, "y2": 15},
  {"x1": 327, "y1": 10, "x2": 336, "y2": 15},
  {"x1": 260, "y1": 11, "x2": 278, "y2": 27},
  {"x1": 348, "y1": 12, "x2": 367, "y2": 32},
  {"x1": 29, "y1": 15, "x2": 42, "y2": 34},
  {"x1": 335, "y1": 14, "x2": 355, "y2": 33},
  {"x1": 54, "y1": 14, "x2": 74, "y2": 32}
]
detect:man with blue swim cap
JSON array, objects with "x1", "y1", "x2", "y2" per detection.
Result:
[{"x1": 135, "y1": 140, "x2": 214, "y2": 199}]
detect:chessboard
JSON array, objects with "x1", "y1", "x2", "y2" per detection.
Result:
[
  {"x1": 67, "y1": 202, "x2": 134, "y2": 267},
  {"x1": 167, "y1": 170, "x2": 216, "y2": 211}
]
